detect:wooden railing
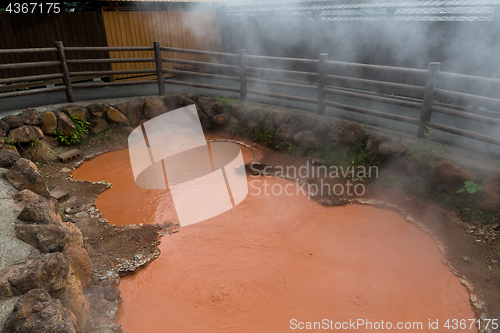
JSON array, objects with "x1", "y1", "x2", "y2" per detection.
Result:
[{"x1": 1, "y1": 41, "x2": 500, "y2": 146}]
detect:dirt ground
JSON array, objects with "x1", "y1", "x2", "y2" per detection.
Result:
[{"x1": 34, "y1": 119, "x2": 499, "y2": 330}]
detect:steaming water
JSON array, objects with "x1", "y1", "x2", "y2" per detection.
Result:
[{"x1": 73, "y1": 148, "x2": 477, "y2": 333}]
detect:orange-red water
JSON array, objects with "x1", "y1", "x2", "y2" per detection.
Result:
[{"x1": 73, "y1": 148, "x2": 477, "y2": 333}]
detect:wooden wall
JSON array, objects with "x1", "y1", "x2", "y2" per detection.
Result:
[
  {"x1": 0, "y1": 12, "x2": 110, "y2": 80},
  {"x1": 102, "y1": 9, "x2": 224, "y2": 80}
]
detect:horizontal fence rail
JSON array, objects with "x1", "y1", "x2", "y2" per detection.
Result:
[{"x1": 0, "y1": 41, "x2": 499, "y2": 147}]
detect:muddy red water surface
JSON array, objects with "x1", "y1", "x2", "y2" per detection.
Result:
[{"x1": 73, "y1": 148, "x2": 477, "y2": 333}]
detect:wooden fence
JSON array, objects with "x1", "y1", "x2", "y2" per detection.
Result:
[{"x1": 1, "y1": 41, "x2": 500, "y2": 146}]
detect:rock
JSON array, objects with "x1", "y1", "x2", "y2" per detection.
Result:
[
  {"x1": 463, "y1": 256, "x2": 470, "y2": 262},
  {"x1": 2, "y1": 144, "x2": 19, "y2": 154},
  {"x1": 365, "y1": 133, "x2": 387, "y2": 159},
  {"x1": 17, "y1": 108, "x2": 42, "y2": 126},
  {"x1": 293, "y1": 131, "x2": 319, "y2": 150},
  {"x1": 0, "y1": 150, "x2": 20, "y2": 168},
  {"x1": 62, "y1": 105, "x2": 90, "y2": 123},
  {"x1": 242, "y1": 109, "x2": 267, "y2": 128},
  {"x1": 327, "y1": 120, "x2": 364, "y2": 150},
  {"x1": 58, "y1": 259, "x2": 90, "y2": 332},
  {"x1": 40, "y1": 111, "x2": 58, "y2": 135},
  {"x1": 2, "y1": 115, "x2": 24, "y2": 129},
  {"x1": 264, "y1": 111, "x2": 278, "y2": 135},
  {"x1": 477, "y1": 173, "x2": 500, "y2": 211},
  {"x1": 7, "y1": 125, "x2": 44, "y2": 143},
  {"x1": 60, "y1": 222, "x2": 84, "y2": 248},
  {"x1": 15, "y1": 224, "x2": 69, "y2": 253},
  {"x1": 197, "y1": 96, "x2": 216, "y2": 114},
  {"x1": 186, "y1": 93, "x2": 199, "y2": 102},
  {"x1": 429, "y1": 159, "x2": 478, "y2": 192},
  {"x1": 55, "y1": 111, "x2": 76, "y2": 138},
  {"x1": 6, "y1": 158, "x2": 50, "y2": 199},
  {"x1": 3, "y1": 289, "x2": 77, "y2": 333},
  {"x1": 229, "y1": 102, "x2": 244, "y2": 119},
  {"x1": 17, "y1": 194, "x2": 61, "y2": 225},
  {"x1": 13, "y1": 190, "x2": 40, "y2": 210},
  {"x1": 8, "y1": 253, "x2": 69, "y2": 297},
  {"x1": 275, "y1": 124, "x2": 295, "y2": 144},
  {"x1": 0, "y1": 137, "x2": 4, "y2": 149},
  {"x1": 144, "y1": 96, "x2": 167, "y2": 119},
  {"x1": 182, "y1": 97, "x2": 196, "y2": 107},
  {"x1": 103, "y1": 104, "x2": 129, "y2": 124},
  {"x1": 126, "y1": 97, "x2": 144, "y2": 125},
  {"x1": 290, "y1": 113, "x2": 317, "y2": 131},
  {"x1": 378, "y1": 142, "x2": 407, "y2": 159},
  {"x1": 213, "y1": 113, "x2": 230, "y2": 125},
  {"x1": 0, "y1": 119, "x2": 9, "y2": 137},
  {"x1": 63, "y1": 245, "x2": 92, "y2": 289},
  {"x1": 89, "y1": 117, "x2": 108, "y2": 135},
  {"x1": 86, "y1": 102, "x2": 104, "y2": 118},
  {"x1": 228, "y1": 117, "x2": 240, "y2": 127},
  {"x1": 207, "y1": 101, "x2": 225, "y2": 118},
  {"x1": 274, "y1": 111, "x2": 292, "y2": 127},
  {"x1": 114, "y1": 103, "x2": 128, "y2": 115},
  {"x1": 246, "y1": 120, "x2": 260, "y2": 132},
  {"x1": 313, "y1": 119, "x2": 333, "y2": 138},
  {"x1": 163, "y1": 94, "x2": 183, "y2": 111}
]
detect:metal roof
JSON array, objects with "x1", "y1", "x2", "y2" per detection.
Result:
[{"x1": 224, "y1": 0, "x2": 500, "y2": 21}]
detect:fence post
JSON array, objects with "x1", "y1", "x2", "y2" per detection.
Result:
[
  {"x1": 417, "y1": 62, "x2": 440, "y2": 138},
  {"x1": 239, "y1": 49, "x2": 247, "y2": 101},
  {"x1": 55, "y1": 41, "x2": 74, "y2": 103},
  {"x1": 317, "y1": 53, "x2": 328, "y2": 115},
  {"x1": 154, "y1": 41, "x2": 165, "y2": 96}
]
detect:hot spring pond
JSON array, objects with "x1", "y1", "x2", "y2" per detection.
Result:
[{"x1": 73, "y1": 147, "x2": 477, "y2": 333}]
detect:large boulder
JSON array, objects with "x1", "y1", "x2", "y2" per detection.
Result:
[
  {"x1": 163, "y1": 94, "x2": 183, "y2": 111},
  {"x1": 378, "y1": 142, "x2": 407, "y2": 160},
  {"x1": 275, "y1": 124, "x2": 295, "y2": 144},
  {"x1": 197, "y1": 96, "x2": 216, "y2": 115},
  {"x1": 3, "y1": 289, "x2": 77, "y2": 333},
  {"x1": 60, "y1": 222, "x2": 84, "y2": 248},
  {"x1": 144, "y1": 96, "x2": 167, "y2": 119},
  {"x1": 229, "y1": 101, "x2": 244, "y2": 119},
  {"x1": 365, "y1": 133, "x2": 388, "y2": 159},
  {"x1": 477, "y1": 173, "x2": 500, "y2": 211},
  {"x1": 40, "y1": 111, "x2": 58, "y2": 135},
  {"x1": 89, "y1": 117, "x2": 108, "y2": 135},
  {"x1": 6, "y1": 158, "x2": 50, "y2": 199},
  {"x1": 55, "y1": 111, "x2": 76, "y2": 138},
  {"x1": 429, "y1": 159, "x2": 478, "y2": 192},
  {"x1": 274, "y1": 111, "x2": 292, "y2": 128},
  {"x1": 18, "y1": 108, "x2": 43, "y2": 126},
  {"x1": 0, "y1": 150, "x2": 20, "y2": 168},
  {"x1": 0, "y1": 119, "x2": 9, "y2": 137},
  {"x1": 103, "y1": 104, "x2": 128, "y2": 124},
  {"x1": 293, "y1": 131, "x2": 319, "y2": 151},
  {"x1": 58, "y1": 260, "x2": 90, "y2": 332},
  {"x1": 86, "y1": 102, "x2": 104, "y2": 118},
  {"x1": 2, "y1": 115, "x2": 24, "y2": 129},
  {"x1": 126, "y1": 97, "x2": 144, "y2": 125},
  {"x1": 8, "y1": 253, "x2": 69, "y2": 297},
  {"x1": 114, "y1": 103, "x2": 128, "y2": 115},
  {"x1": 185, "y1": 92, "x2": 199, "y2": 102},
  {"x1": 8, "y1": 125, "x2": 44, "y2": 143},
  {"x1": 327, "y1": 120, "x2": 364, "y2": 150},
  {"x1": 63, "y1": 245, "x2": 92, "y2": 289},
  {"x1": 290, "y1": 113, "x2": 317, "y2": 131},
  {"x1": 17, "y1": 194, "x2": 61, "y2": 225},
  {"x1": 208, "y1": 101, "x2": 225, "y2": 118},
  {"x1": 312, "y1": 119, "x2": 333, "y2": 138},
  {"x1": 62, "y1": 105, "x2": 90, "y2": 123},
  {"x1": 15, "y1": 224, "x2": 69, "y2": 253},
  {"x1": 213, "y1": 114, "x2": 230, "y2": 126}
]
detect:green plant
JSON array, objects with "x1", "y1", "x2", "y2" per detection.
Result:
[
  {"x1": 53, "y1": 116, "x2": 90, "y2": 145},
  {"x1": 253, "y1": 127, "x2": 276, "y2": 147},
  {"x1": 456, "y1": 180, "x2": 484, "y2": 203}
]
